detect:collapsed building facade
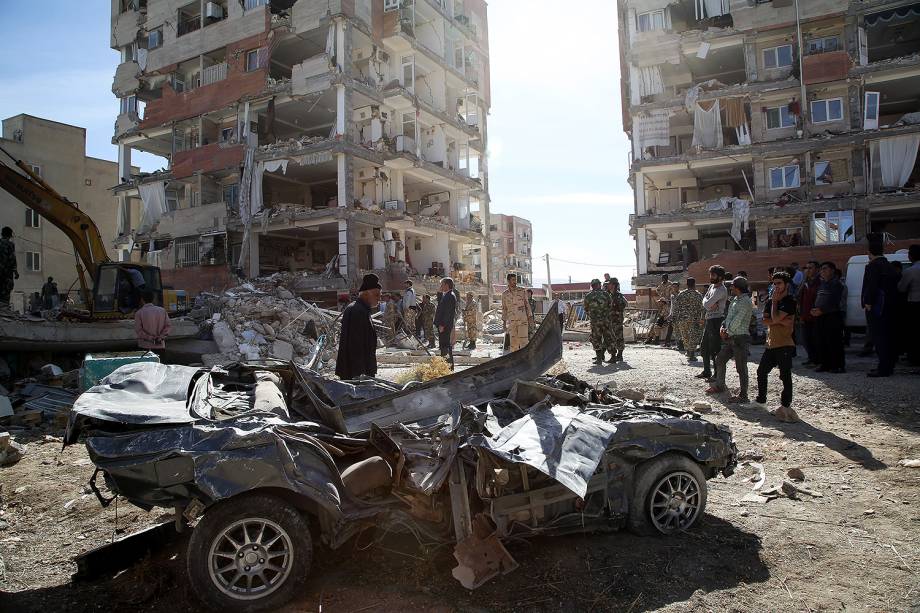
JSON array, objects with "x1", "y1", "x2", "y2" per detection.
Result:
[
  {"x1": 110, "y1": 0, "x2": 491, "y2": 299},
  {"x1": 618, "y1": 0, "x2": 920, "y2": 289}
]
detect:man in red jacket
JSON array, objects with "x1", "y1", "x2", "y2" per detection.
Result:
[{"x1": 797, "y1": 260, "x2": 820, "y2": 366}]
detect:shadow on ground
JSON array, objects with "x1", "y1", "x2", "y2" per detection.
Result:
[{"x1": 6, "y1": 514, "x2": 767, "y2": 613}]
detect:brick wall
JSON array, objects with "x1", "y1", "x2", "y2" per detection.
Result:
[
  {"x1": 803, "y1": 51, "x2": 851, "y2": 85},
  {"x1": 172, "y1": 142, "x2": 244, "y2": 179},
  {"x1": 162, "y1": 265, "x2": 236, "y2": 297}
]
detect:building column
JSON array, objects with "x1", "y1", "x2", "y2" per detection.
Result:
[
  {"x1": 118, "y1": 144, "x2": 132, "y2": 183},
  {"x1": 248, "y1": 230, "x2": 260, "y2": 278},
  {"x1": 637, "y1": 228, "x2": 648, "y2": 275},
  {"x1": 634, "y1": 171, "x2": 646, "y2": 215}
]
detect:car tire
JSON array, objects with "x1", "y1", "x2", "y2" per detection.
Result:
[
  {"x1": 186, "y1": 493, "x2": 312, "y2": 612},
  {"x1": 627, "y1": 453, "x2": 707, "y2": 537}
]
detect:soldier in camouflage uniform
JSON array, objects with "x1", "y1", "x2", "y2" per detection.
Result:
[
  {"x1": 584, "y1": 279, "x2": 614, "y2": 364},
  {"x1": 382, "y1": 298, "x2": 398, "y2": 344},
  {"x1": 0, "y1": 227, "x2": 18, "y2": 309},
  {"x1": 673, "y1": 277, "x2": 705, "y2": 360},
  {"x1": 419, "y1": 294, "x2": 436, "y2": 349},
  {"x1": 463, "y1": 292, "x2": 479, "y2": 350},
  {"x1": 606, "y1": 277, "x2": 629, "y2": 362}
]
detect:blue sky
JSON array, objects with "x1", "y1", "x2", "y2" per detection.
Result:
[{"x1": 0, "y1": 0, "x2": 636, "y2": 288}]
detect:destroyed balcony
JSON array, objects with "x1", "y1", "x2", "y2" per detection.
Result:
[{"x1": 864, "y1": 4, "x2": 920, "y2": 64}]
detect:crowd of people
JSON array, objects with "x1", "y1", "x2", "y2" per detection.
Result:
[{"x1": 637, "y1": 233, "x2": 920, "y2": 423}]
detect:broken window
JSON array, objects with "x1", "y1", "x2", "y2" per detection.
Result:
[
  {"x1": 223, "y1": 183, "x2": 239, "y2": 209},
  {"x1": 769, "y1": 164, "x2": 800, "y2": 189},
  {"x1": 810, "y1": 98, "x2": 843, "y2": 124},
  {"x1": 763, "y1": 45, "x2": 793, "y2": 69},
  {"x1": 122, "y1": 43, "x2": 138, "y2": 63},
  {"x1": 148, "y1": 27, "x2": 163, "y2": 49},
  {"x1": 769, "y1": 227, "x2": 804, "y2": 248},
  {"x1": 245, "y1": 50, "x2": 260, "y2": 72},
  {"x1": 637, "y1": 9, "x2": 666, "y2": 32},
  {"x1": 807, "y1": 36, "x2": 839, "y2": 55},
  {"x1": 25, "y1": 251, "x2": 41, "y2": 272},
  {"x1": 813, "y1": 210, "x2": 855, "y2": 244},
  {"x1": 25, "y1": 209, "x2": 40, "y2": 228},
  {"x1": 199, "y1": 234, "x2": 227, "y2": 265},
  {"x1": 765, "y1": 105, "x2": 795, "y2": 130},
  {"x1": 175, "y1": 236, "x2": 200, "y2": 268},
  {"x1": 814, "y1": 158, "x2": 848, "y2": 185}
]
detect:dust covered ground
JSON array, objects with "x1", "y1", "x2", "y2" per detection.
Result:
[{"x1": 2, "y1": 340, "x2": 920, "y2": 612}]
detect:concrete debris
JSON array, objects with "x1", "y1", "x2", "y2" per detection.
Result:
[
  {"x1": 737, "y1": 449, "x2": 764, "y2": 462},
  {"x1": 745, "y1": 462, "x2": 766, "y2": 491},
  {"x1": 193, "y1": 273, "x2": 340, "y2": 368},
  {"x1": 897, "y1": 459, "x2": 920, "y2": 468},
  {"x1": 786, "y1": 467, "x2": 806, "y2": 481},
  {"x1": 41, "y1": 364, "x2": 64, "y2": 377},
  {"x1": 741, "y1": 492, "x2": 769, "y2": 504},
  {"x1": 692, "y1": 400, "x2": 713, "y2": 413},
  {"x1": 617, "y1": 388, "x2": 646, "y2": 401},
  {"x1": 0, "y1": 433, "x2": 25, "y2": 467}
]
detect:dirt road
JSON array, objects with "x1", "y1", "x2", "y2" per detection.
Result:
[{"x1": 2, "y1": 341, "x2": 919, "y2": 611}]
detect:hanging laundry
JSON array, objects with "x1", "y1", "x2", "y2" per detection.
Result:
[
  {"x1": 638, "y1": 65, "x2": 664, "y2": 99},
  {"x1": 633, "y1": 110, "x2": 671, "y2": 159},
  {"x1": 729, "y1": 198, "x2": 750, "y2": 244},
  {"x1": 692, "y1": 100, "x2": 723, "y2": 149},
  {"x1": 722, "y1": 97, "x2": 746, "y2": 128},
  {"x1": 788, "y1": 100, "x2": 801, "y2": 116}
]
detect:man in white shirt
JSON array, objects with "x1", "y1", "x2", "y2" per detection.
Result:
[{"x1": 697, "y1": 265, "x2": 728, "y2": 380}]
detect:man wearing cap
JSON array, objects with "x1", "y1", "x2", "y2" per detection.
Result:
[
  {"x1": 606, "y1": 277, "x2": 629, "y2": 363},
  {"x1": 336, "y1": 274, "x2": 381, "y2": 380},
  {"x1": 673, "y1": 277, "x2": 704, "y2": 361},
  {"x1": 584, "y1": 278, "x2": 614, "y2": 364},
  {"x1": 708, "y1": 276, "x2": 754, "y2": 403},
  {"x1": 501, "y1": 273, "x2": 534, "y2": 352}
]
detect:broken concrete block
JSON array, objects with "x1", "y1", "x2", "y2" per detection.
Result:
[
  {"x1": 898, "y1": 459, "x2": 920, "y2": 468},
  {"x1": 212, "y1": 321, "x2": 238, "y2": 354},
  {"x1": 0, "y1": 431, "x2": 10, "y2": 449},
  {"x1": 270, "y1": 340, "x2": 294, "y2": 361},
  {"x1": 692, "y1": 400, "x2": 713, "y2": 413},
  {"x1": 276, "y1": 287, "x2": 294, "y2": 300},
  {"x1": 0, "y1": 438, "x2": 25, "y2": 467},
  {"x1": 618, "y1": 389, "x2": 645, "y2": 401},
  {"x1": 238, "y1": 343, "x2": 261, "y2": 360}
]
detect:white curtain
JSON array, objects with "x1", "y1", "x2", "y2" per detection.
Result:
[
  {"x1": 878, "y1": 134, "x2": 920, "y2": 188},
  {"x1": 730, "y1": 198, "x2": 750, "y2": 244},
  {"x1": 692, "y1": 101, "x2": 723, "y2": 149},
  {"x1": 137, "y1": 181, "x2": 167, "y2": 235},
  {"x1": 633, "y1": 110, "x2": 670, "y2": 159},
  {"x1": 638, "y1": 65, "x2": 664, "y2": 99}
]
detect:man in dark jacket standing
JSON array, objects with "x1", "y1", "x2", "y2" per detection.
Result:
[
  {"x1": 434, "y1": 277, "x2": 457, "y2": 368},
  {"x1": 336, "y1": 274, "x2": 382, "y2": 380},
  {"x1": 811, "y1": 262, "x2": 845, "y2": 373},
  {"x1": 862, "y1": 234, "x2": 898, "y2": 377},
  {"x1": 797, "y1": 261, "x2": 820, "y2": 366}
]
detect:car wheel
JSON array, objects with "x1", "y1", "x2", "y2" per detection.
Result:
[
  {"x1": 186, "y1": 494, "x2": 312, "y2": 612},
  {"x1": 628, "y1": 453, "x2": 707, "y2": 536}
]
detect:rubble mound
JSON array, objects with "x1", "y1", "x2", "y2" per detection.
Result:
[{"x1": 194, "y1": 273, "x2": 341, "y2": 368}]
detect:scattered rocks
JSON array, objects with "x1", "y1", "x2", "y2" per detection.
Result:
[
  {"x1": 0, "y1": 433, "x2": 25, "y2": 467},
  {"x1": 786, "y1": 467, "x2": 806, "y2": 482},
  {"x1": 692, "y1": 400, "x2": 713, "y2": 413},
  {"x1": 617, "y1": 389, "x2": 645, "y2": 401},
  {"x1": 898, "y1": 459, "x2": 920, "y2": 468}
]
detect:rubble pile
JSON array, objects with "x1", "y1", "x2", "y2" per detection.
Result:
[
  {"x1": 194, "y1": 274, "x2": 341, "y2": 368},
  {"x1": 0, "y1": 363, "x2": 79, "y2": 431}
]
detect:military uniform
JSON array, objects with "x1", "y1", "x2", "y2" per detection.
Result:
[
  {"x1": 419, "y1": 300, "x2": 436, "y2": 344},
  {"x1": 463, "y1": 296, "x2": 479, "y2": 347},
  {"x1": 403, "y1": 307, "x2": 417, "y2": 336},
  {"x1": 584, "y1": 287, "x2": 614, "y2": 361},
  {"x1": 502, "y1": 286, "x2": 534, "y2": 351},
  {"x1": 0, "y1": 237, "x2": 17, "y2": 308},
  {"x1": 609, "y1": 290, "x2": 628, "y2": 354},
  {"x1": 382, "y1": 301, "x2": 398, "y2": 344},
  {"x1": 673, "y1": 288, "x2": 704, "y2": 358}
]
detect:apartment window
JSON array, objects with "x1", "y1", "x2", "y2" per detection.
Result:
[
  {"x1": 166, "y1": 189, "x2": 180, "y2": 211},
  {"x1": 220, "y1": 127, "x2": 235, "y2": 143},
  {"x1": 25, "y1": 251, "x2": 41, "y2": 272},
  {"x1": 28, "y1": 164, "x2": 41, "y2": 177},
  {"x1": 765, "y1": 105, "x2": 795, "y2": 130},
  {"x1": 637, "y1": 10, "x2": 665, "y2": 32},
  {"x1": 25, "y1": 209, "x2": 41, "y2": 228},
  {"x1": 401, "y1": 56, "x2": 415, "y2": 91},
  {"x1": 769, "y1": 164, "x2": 800, "y2": 189},
  {"x1": 148, "y1": 27, "x2": 163, "y2": 49},
  {"x1": 244, "y1": 0, "x2": 268, "y2": 8},
  {"x1": 402, "y1": 112, "x2": 416, "y2": 139},
  {"x1": 384, "y1": 0, "x2": 400, "y2": 10},
  {"x1": 246, "y1": 50, "x2": 260, "y2": 72},
  {"x1": 807, "y1": 36, "x2": 839, "y2": 55},
  {"x1": 121, "y1": 43, "x2": 137, "y2": 63},
  {"x1": 120, "y1": 95, "x2": 138, "y2": 115},
  {"x1": 763, "y1": 44, "x2": 794, "y2": 69},
  {"x1": 811, "y1": 98, "x2": 843, "y2": 123},
  {"x1": 190, "y1": 189, "x2": 201, "y2": 208},
  {"x1": 223, "y1": 183, "x2": 239, "y2": 208},
  {"x1": 813, "y1": 210, "x2": 855, "y2": 244},
  {"x1": 770, "y1": 227, "x2": 804, "y2": 248},
  {"x1": 864, "y1": 91, "x2": 880, "y2": 130},
  {"x1": 175, "y1": 236, "x2": 200, "y2": 268}
]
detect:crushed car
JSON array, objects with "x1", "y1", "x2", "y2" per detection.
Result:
[{"x1": 64, "y1": 310, "x2": 736, "y2": 612}]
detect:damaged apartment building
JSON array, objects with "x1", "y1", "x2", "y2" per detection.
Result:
[
  {"x1": 110, "y1": 0, "x2": 490, "y2": 298},
  {"x1": 618, "y1": 0, "x2": 920, "y2": 289}
]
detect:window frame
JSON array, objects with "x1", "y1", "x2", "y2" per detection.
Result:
[
  {"x1": 148, "y1": 27, "x2": 163, "y2": 49},
  {"x1": 637, "y1": 9, "x2": 665, "y2": 33},
  {"x1": 810, "y1": 97, "x2": 844, "y2": 124},
  {"x1": 769, "y1": 227, "x2": 805, "y2": 248},
  {"x1": 769, "y1": 164, "x2": 801, "y2": 189},
  {"x1": 763, "y1": 44, "x2": 794, "y2": 69},
  {"x1": 25, "y1": 251, "x2": 41, "y2": 272},
  {"x1": 25, "y1": 209, "x2": 41, "y2": 228},
  {"x1": 807, "y1": 35, "x2": 839, "y2": 55},
  {"x1": 174, "y1": 236, "x2": 201, "y2": 268},
  {"x1": 864, "y1": 91, "x2": 880, "y2": 129},
  {"x1": 765, "y1": 105, "x2": 796, "y2": 130},
  {"x1": 812, "y1": 210, "x2": 855, "y2": 245},
  {"x1": 245, "y1": 49, "x2": 260, "y2": 72}
]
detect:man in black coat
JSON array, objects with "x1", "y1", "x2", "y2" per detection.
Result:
[
  {"x1": 862, "y1": 234, "x2": 898, "y2": 377},
  {"x1": 434, "y1": 277, "x2": 457, "y2": 368},
  {"x1": 335, "y1": 274, "x2": 382, "y2": 380}
]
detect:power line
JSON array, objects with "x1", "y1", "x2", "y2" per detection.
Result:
[{"x1": 543, "y1": 255, "x2": 635, "y2": 268}]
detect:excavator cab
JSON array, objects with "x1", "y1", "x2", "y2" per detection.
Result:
[{"x1": 91, "y1": 263, "x2": 164, "y2": 317}]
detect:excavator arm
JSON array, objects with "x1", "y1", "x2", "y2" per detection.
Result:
[{"x1": 0, "y1": 149, "x2": 111, "y2": 281}]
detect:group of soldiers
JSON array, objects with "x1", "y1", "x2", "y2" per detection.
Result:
[
  {"x1": 379, "y1": 280, "x2": 481, "y2": 350},
  {"x1": 583, "y1": 276, "x2": 629, "y2": 363}
]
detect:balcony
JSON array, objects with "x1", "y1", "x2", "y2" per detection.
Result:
[{"x1": 200, "y1": 62, "x2": 228, "y2": 87}]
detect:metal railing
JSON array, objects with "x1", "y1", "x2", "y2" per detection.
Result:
[{"x1": 200, "y1": 62, "x2": 228, "y2": 86}]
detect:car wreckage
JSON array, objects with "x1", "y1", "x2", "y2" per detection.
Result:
[{"x1": 64, "y1": 310, "x2": 736, "y2": 611}]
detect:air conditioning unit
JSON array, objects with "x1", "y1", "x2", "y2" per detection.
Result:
[
  {"x1": 205, "y1": 2, "x2": 224, "y2": 19},
  {"x1": 428, "y1": 191, "x2": 450, "y2": 205}
]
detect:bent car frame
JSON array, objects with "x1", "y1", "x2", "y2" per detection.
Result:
[{"x1": 65, "y1": 311, "x2": 736, "y2": 611}]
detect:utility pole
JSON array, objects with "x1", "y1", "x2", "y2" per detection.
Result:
[{"x1": 545, "y1": 254, "x2": 553, "y2": 301}]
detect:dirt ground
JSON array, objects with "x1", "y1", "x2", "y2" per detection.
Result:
[{"x1": 2, "y1": 339, "x2": 920, "y2": 612}]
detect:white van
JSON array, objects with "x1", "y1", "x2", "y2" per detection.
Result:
[{"x1": 844, "y1": 250, "x2": 910, "y2": 329}]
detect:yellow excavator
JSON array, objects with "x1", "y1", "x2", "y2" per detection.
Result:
[{"x1": 0, "y1": 146, "x2": 183, "y2": 320}]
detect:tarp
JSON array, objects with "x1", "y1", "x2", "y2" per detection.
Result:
[
  {"x1": 467, "y1": 403, "x2": 618, "y2": 499},
  {"x1": 137, "y1": 180, "x2": 168, "y2": 235}
]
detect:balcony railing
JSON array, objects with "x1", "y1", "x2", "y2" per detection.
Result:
[
  {"x1": 200, "y1": 62, "x2": 228, "y2": 87},
  {"x1": 178, "y1": 16, "x2": 201, "y2": 36}
]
